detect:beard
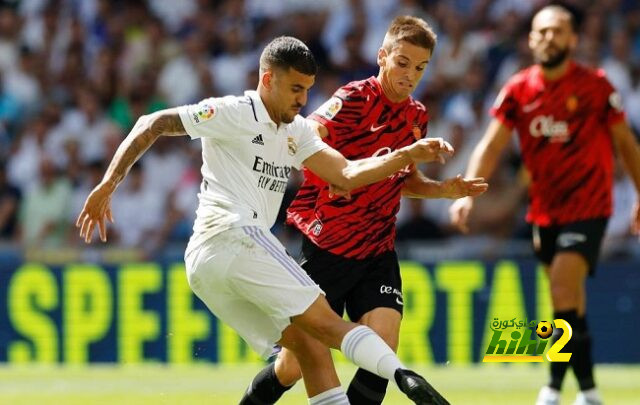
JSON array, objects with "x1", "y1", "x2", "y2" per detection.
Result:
[
  {"x1": 281, "y1": 113, "x2": 295, "y2": 124},
  {"x1": 538, "y1": 46, "x2": 570, "y2": 69}
]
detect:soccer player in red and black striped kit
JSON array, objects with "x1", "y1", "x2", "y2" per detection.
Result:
[
  {"x1": 240, "y1": 16, "x2": 487, "y2": 405},
  {"x1": 450, "y1": 5, "x2": 640, "y2": 405}
]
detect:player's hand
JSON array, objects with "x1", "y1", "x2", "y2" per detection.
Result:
[
  {"x1": 449, "y1": 196, "x2": 474, "y2": 234},
  {"x1": 76, "y1": 182, "x2": 115, "y2": 243},
  {"x1": 328, "y1": 184, "x2": 351, "y2": 200},
  {"x1": 403, "y1": 137, "x2": 454, "y2": 164},
  {"x1": 440, "y1": 175, "x2": 488, "y2": 199},
  {"x1": 402, "y1": 137, "x2": 454, "y2": 164},
  {"x1": 632, "y1": 200, "x2": 640, "y2": 235}
]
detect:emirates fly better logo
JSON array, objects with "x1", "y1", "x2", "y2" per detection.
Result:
[{"x1": 482, "y1": 318, "x2": 573, "y2": 363}]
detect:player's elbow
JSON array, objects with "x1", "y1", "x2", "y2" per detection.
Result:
[{"x1": 133, "y1": 113, "x2": 156, "y2": 135}]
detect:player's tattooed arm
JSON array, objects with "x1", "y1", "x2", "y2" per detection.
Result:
[
  {"x1": 102, "y1": 108, "x2": 186, "y2": 190},
  {"x1": 76, "y1": 109, "x2": 186, "y2": 243}
]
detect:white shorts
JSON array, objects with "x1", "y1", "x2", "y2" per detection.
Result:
[{"x1": 184, "y1": 225, "x2": 323, "y2": 358}]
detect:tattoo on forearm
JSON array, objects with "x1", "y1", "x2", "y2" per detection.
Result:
[{"x1": 104, "y1": 112, "x2": 186, "y2": 187}]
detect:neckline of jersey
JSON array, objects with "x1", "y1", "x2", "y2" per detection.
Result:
[
  {"x1": 369, "y1": 76, "x2": 412, "y2": 108},
  {"x1": 245, "y1": 90, "x2": 280, "y2": 128},
  {"x1": 534, "y1": 60, "x2": 577, "y2": 84}
]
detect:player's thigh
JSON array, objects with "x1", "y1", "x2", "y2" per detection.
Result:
[
  {"x1": 300, "y1": 238, "x2": 361, "y2": 316},
  {"x1": 185, "y1": 227, "x2": 322, "y2": 358},
  {"x1": 230, "y1": 226, "x2": 323, "y2": 321},
  {"x1": 532, "y1": 223, "x2": 558, "y2": 268},
  {"x1": 346, "y1": 250, "x2": 403, "y2": 326},
  {"x1": 207, "y1": 294, "x2": 286, "y2": 358},
  {"x1": 554, "y1": 218, "x2": 608, "y2": 276}
]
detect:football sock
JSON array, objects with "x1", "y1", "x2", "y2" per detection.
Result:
[
  {"x1": 572, "y1": 315, "x2": 596, "y2": 390},
  {"x1": 239, "y1": 362, "x2": 293, "y2": 404},
  {"x1": 548, "y1": 309, "x2": 578, "y2": 390},
  {"x1": 309, "y1": 386, "x2": 349, "y2": 404},
  {"x1": 347, "y1": 368, "x2": 389, "y2": 405},
  {"x1": 340, "y1": 325, "x2": 403, "y2": 382}
]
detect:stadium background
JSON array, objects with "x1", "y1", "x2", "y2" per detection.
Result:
[{"x1": 0, "y1": 0, "x2": 638, "y2": 403}]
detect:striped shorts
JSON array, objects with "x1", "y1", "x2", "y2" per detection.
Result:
[{"x1": 184, "y1": 225, "x2": 323, "y2": 358}]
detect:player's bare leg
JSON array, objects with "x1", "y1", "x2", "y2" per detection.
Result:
[{"x1": 277, "y1": 323, "x2": 340, "y2": 399}]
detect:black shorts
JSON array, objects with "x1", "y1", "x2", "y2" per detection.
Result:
[
  {"x1": 532, "y1": 217, "x2": 608, "y2": 276},
  {"x1": 299, "y1": 236, "x2": 403, "y2": 322}
]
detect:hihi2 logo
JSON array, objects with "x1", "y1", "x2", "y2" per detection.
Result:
[{"x1": 482, "y1": 318, "x2": 573, "y2": 363}]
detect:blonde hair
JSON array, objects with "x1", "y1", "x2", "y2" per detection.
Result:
[{"x1": 382, "y1": 16, "x2": 437, "y2": 53}]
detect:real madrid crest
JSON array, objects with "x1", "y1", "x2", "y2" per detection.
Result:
[{"x1": 287, "y1": 136, "x2": 297, "y2": 156}]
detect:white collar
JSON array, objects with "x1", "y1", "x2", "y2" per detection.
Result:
[{"x1": 244, "y1": 90, "x2": 275, "y2": 124}]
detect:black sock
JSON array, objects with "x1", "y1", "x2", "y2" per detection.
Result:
[
  {"x1": 239, "y1": 362, "x2": 293, "y2": 405},
  {"x1": 572, "y1": 315, "x2": 596, "y2": 391},
  {"x1": 347, "y1": 368, "x2": 389, "y2": 405},
  {"x1": 548, "y1": 310, "x2": 578, "y2": 390}
]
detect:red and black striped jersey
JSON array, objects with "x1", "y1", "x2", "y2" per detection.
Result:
[
  {"x1": 287, "y1": 76, "x2": 428, "y2": 259},
  {"x1": 491, "y1": 61, "x2": 625, "y2": 226}
]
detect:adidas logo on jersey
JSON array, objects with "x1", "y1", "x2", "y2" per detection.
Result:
[{"x1": 251, "y1": 134, "x2": 264, "y2": 145}]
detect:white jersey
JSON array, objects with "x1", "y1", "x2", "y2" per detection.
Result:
[{"x1": 177, "y1": 90, "x2": 327, "y2": 249}]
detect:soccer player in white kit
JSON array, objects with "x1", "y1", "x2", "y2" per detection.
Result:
[{"x1": 77, "y1": 36, "x2": 450, "y2": 405}]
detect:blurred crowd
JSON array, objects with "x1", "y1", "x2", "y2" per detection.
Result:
[{"x1": 0, "y1": 0, "x2": 639, "y2": 259}]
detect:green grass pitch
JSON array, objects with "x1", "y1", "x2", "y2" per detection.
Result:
[{"x1": 1, "y1": 363, "x2": 638, "y2": 404}]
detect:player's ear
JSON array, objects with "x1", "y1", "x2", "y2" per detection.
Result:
[
  {"x1": 377, "y1": 47, "x2": 388, "y2": 68},
  {"x1": 528, "y1": 31, "x2": 537, "y2": 51},
  {"x1": 261, "y1": 69, "x2": 274, "y2": 91}
]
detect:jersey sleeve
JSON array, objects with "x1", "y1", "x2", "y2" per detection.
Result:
[
  {"x1": 177, "y1": 96, "x2": 239, "y2": 141},
  {"x1": 291, "y1": 117, "x2": 329, "y2": 170},
  {"x1": 596, "y1": 71, "x2": 626, "y2": 127},
  {"x1": 308, "y1": 86, "x2": 362, "y2": 136},
  {"x1": 489, "y1": 80, "x2": 519, "y2": 129}
]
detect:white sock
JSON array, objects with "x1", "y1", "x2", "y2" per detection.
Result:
[
  {"x1": 580, "y1": 388, "x2": 601, "y2": 400},
  {"x1": 340, "y1": 325, "x2": 404, "y2": 381},
  {"x1": 308, "y1": 386, "x2": 349, "y2": 404}
]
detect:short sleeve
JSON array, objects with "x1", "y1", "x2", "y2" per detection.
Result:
[
  {"x1": 489, "y1": 81, "x2": 519, "y2": 129},
  {"x1": 290, "y1": 117, "x2": 328, "y2": 170},
  {"x1": 308, "y1": 86, "x2": 360, "y2": 136},
  {"x1": 598, "y1": 74, "x2": 626, "y2": 127},
  {"x1": 177, "y1": 96, "x2": 239, "y2": 140}
]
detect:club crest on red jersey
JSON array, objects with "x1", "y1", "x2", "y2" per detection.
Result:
[{"x1": 566, "y1": 95, "x2": 578, "y2": 112}]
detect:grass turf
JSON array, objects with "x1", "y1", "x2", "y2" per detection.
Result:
[{"x1": 0, "y1": 363, "x2": 638, "y2": 404}]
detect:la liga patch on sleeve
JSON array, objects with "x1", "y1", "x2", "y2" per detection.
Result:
[
  {"x1": 315, "y1": 97, "x2": 343, "y2": 120},
  {"x1": 189, "y1": 101, "x2": 216, "y2": 125}
]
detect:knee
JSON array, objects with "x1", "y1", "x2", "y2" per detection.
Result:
[
  {"x1": 359, "y1": 309, "x2": 401, "y2": 351},
  {"x1": 550, "y1": 283, "x2": 578, "y2": 306}
]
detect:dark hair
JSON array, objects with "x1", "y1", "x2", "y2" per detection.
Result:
[
  {"x1": 384, "y1": 16, "x2": 437, "y2": 54},
  {"x1": 259, "y1": 36, "x2": 317, "y2": 76}
]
